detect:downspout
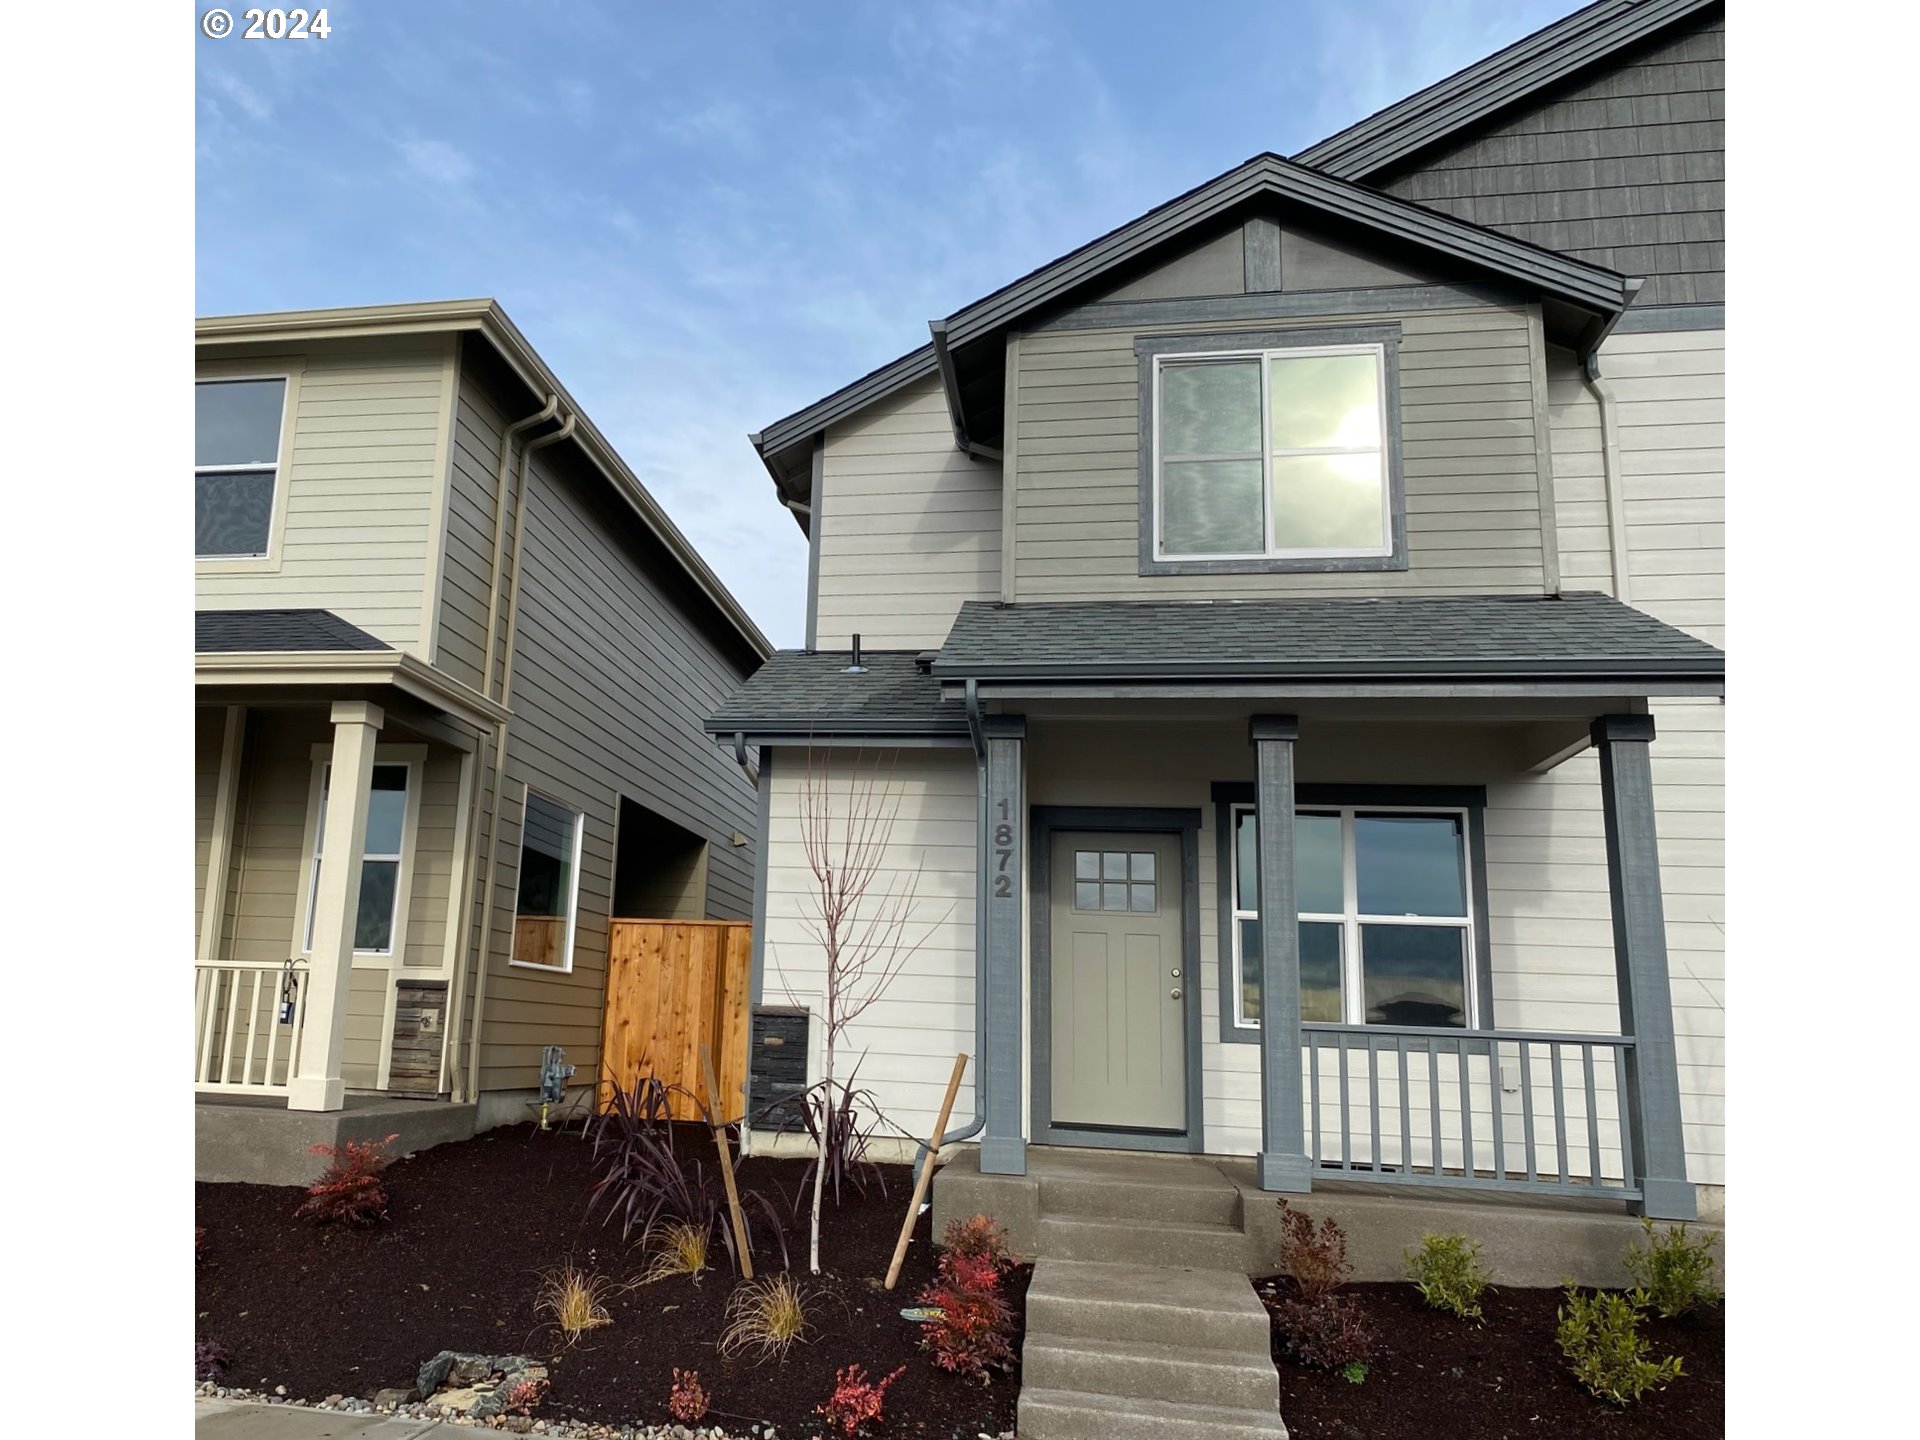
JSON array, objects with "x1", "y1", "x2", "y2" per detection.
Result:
[
  {"x1": 1577, "y1": 277, "x2": 1643, "y2": 606},
  {"x1": 462, "y1": 405, "x2": 577, "y2": 1104},
  {"x1": 914, "y1": 678, "x2": 990, "y2": 1176},
  {"x1": 447, "y1": 393, "x2": 557, "y2": 1103},
  {"x1": 1583, "y1": 355, "x2": 1633, "y2": 606}
]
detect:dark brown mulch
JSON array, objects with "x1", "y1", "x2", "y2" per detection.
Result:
[
  {"x1": 1255, "y1": 1277, "x2": 1723, "y2": 1440},
  {"x1": 196, "y1": 1124, "x2": 1027, "y2": 1438}
]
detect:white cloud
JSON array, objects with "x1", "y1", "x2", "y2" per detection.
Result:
[
  {"x1": 205, "y1": 68, "x2": 272, "y2": 122},
  {"x1": 396, "y1": 137, "x2": 476, "y2": 187}
]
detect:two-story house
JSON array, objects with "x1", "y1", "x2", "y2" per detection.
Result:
[
  {"x1": 194, "y1": 299, "x2": 769, "y2": 1181},
  {"x1": 709, "y1": 0, "x2": 1724, "y2": 1278}
]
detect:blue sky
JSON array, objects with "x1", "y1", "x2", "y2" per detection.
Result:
[{"x1": 196, "y1": 0, "x2": 1577, "y2": 648}]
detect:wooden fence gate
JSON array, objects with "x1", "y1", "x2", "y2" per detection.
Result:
[{"x1": 600, "y1": 919, "x2": 752, "y2": 1122}]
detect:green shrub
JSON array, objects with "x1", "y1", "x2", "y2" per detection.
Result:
[
  {"x1": 1556, "y1": 1286, "x2": 1683, "y2": 1404},
  {"x1": 1403, "y1": 1232, "x2": 1490, "y2": 1324},
  {"x1": 1623, "y1": 1217, "x2": 1721, "y2": 1317}
]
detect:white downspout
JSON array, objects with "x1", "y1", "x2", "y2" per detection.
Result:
[{"x1": 1583, "y1": 353, "x2": 1633, "y2": 604}]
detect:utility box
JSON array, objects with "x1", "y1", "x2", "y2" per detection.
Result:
[{"x1": 747, "y1": 1005, "x2": 811, "y2": 1131}]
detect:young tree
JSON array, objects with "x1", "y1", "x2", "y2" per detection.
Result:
[{"x1": 778, "y1": 744, "x2": 947, "y2": 1274}]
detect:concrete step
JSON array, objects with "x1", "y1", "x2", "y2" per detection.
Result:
[
  {"x1": 1038, "y1": 1169, "x2": 1242, "y2": 1226},
  {"x1": 1037, "y1": 1213, "x2": 1250, "y2": 1269},
  {"x1": 1024, "y1": 1333, "x2": 1280, "y2": 1412},
  {"x1": 1018, "y1": 1386, "x2": 1290, "y2": 1440},
  {"x1": 1026, "y1": 1260, "x2": 1272, "y2": 1353}
]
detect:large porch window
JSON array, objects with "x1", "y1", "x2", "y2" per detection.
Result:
[
  {"x1": 1229, "y1": 801, "x2": 1482, "y2": 1032},
  {"x1": 303, "y1": 761, "x2": 411, "y2": 955}
]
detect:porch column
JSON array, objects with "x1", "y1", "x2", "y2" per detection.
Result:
[
  {"x1": 1250, "y1": 716, "x2": 1312, "y2": 1192},
  {"x1": 980, "y1": 716, "x2": 1027, "y2": 1175},
  {"x1": 288, "y1": 700, "x2": 385, "y2": 1112},
  {"x1": 1592, "y1": 714, "x2": 1696, "y2": 1221}
]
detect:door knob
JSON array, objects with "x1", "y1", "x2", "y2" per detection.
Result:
[
  {"x1": 1170, "y1": 967, "x2": 1181, "y2": 978},
  {"x1": 1169, "y1": 988, "x2": 1182, "y2": 1000}
]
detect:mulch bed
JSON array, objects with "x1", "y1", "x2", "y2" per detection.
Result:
[
  {"x1": 1255, "y1": 1277, "x2": 1723, "y2": 1440},
  {"x1": 196, "y1": 1123, "x2": 1027, "y2": 1438}
]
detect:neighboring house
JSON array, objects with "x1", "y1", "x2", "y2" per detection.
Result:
[
  {"x1": 194, "y1": 300, "x2": 769, "y2": 1160},
  {"x1": 711, "y1": 0, "x2": 1725, "y2": 1225}
]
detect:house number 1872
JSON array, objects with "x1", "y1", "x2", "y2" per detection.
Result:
[{"x1": 993, "y1": 798, "x2": 1014, "y2": 898}]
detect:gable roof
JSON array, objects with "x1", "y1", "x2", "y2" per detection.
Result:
[
  {"x1": 705, "y1": 650, "x2": 967, "y2": 741},
  {"x1": 197, "y1": 299, "x2": 771, "y2": 662},
  {"x1": 753, "y1": 151, "x2": 1637, "y2": 520},
  {"x1": 1294, "y1": 0, "x2": 1720, "y2": 180},
  {"x1": 196, "y1": 608, "x2": 392, "y2": 654},
  {"x1": 931, "y1": 594, "x2": 1723, "y2": 687}
]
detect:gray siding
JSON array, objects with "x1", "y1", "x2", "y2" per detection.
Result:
[
  {"x1": 1374, "y1": 11, "x2": 1724, "y2": 308},
  {"x1": 195, "y1": 335, "x2": 457, "y2": 650},
  {"x1": 446, "y1": 355, "x2": 763, "y2": 1094},
  {"x1": 816, "y1": 375, "x2": 1003, "y2": 652},
  {"x1": 1011, "y1": 297, "x2": 1550, "y2": 600}
]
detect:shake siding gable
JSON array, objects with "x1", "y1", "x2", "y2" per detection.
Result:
[
  {"x1": 446, "y1": 362, "x2": 762, "y2": 1095},
  {"x1": 1011, "y1": 299, "x2": 1549, "y2": 600},
  {"x1": 816, "y1": 375, "x2": 1002, "y2": 652},
  {"x1": 196, "y1": 335, "x2": 456, "y2": 649}
]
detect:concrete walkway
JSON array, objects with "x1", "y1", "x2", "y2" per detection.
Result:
[{"x1": 196, "y1": 1401, "x2": 441, "y2": 1439}]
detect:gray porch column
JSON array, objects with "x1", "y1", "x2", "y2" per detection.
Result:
[
  {"x1": 289, "y1": 700, "x2": 384, "y2": 1112},
  {"x1": 1592, "y1": 714, "x2": 1696, "y2": 1221},
  {"x1": 1250, "y1": 716, "x2": 1312, "y2": 1192},
  {"x1": 980, "y1": 716, "x2": 1027, "y2": 1175}
]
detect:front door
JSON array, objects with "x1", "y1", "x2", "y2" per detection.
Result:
[{"x1": 1048, "y1": 831, "x2": 1186, "y2": 1132}]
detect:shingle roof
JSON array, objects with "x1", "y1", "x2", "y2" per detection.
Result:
[
  {"x1": 706, "y1": 651, "x2": 968, "y2": 738},
  {"x1": 195, "y1": 609, "x2": 391, "y2": 654},
  {"x1": 930, "y1": 594, "x2": 1723, "y2": 682}
]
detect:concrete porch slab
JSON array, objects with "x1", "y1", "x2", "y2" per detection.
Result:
[{"x1": 195, "y1": 1094, "x2": 477, "y2": 1186}]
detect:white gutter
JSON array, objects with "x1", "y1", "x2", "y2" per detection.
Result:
[{"x1": 1582, "y1": 355, "x2": 1633, "y2": 606}]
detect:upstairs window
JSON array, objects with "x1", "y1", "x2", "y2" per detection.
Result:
[
  {"x1": 196, "y1": 378, "x2": 287, "y2": 558},
  {"x1": 1138, "y1": 326, "x2": 1404, "y2": 575}
]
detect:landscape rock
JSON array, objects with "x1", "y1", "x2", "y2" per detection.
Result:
[
  {"x1": 416, "y1": 1351, "x2": 550, "y2": 1421},
  {"x1": 375, "y1": 1386, "x2": 419, "y2": 1407}
]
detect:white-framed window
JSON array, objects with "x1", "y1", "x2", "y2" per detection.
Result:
[
  {"x1": 512, "y1": 787, "x2": 585, "y2": 972},
  {"x1": 1152, "y1": 344, "x2": 1391, "y2": 561},
  {"x1": 303, "y1": 760, "x2": 412, "y2": 956},
  {"x1": 196, "y1": 377, "x2": 290, "y2": 559},
  {"x1": 1230, "y1": 804, "x2": 1477, "y2": 1031}
]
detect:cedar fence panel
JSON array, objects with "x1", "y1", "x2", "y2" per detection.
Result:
[{"x1": 600, "y1": 919, "x2": 753, "y2": 1122}]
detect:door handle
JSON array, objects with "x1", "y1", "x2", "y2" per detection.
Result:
[{"x1": 1169, "y1": 988, "x2": 1182, "y2": 1000}]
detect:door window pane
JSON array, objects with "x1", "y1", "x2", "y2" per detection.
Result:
[
  {"x1": 1270, "y1": 453, "x2": 1386, "y2": 551},
  {"x1": 1128, "y1": 883, "x2": 1156, "y2": 913},
  {"x1": 1103, "y1": 852, "x2": 1128, "y2": 879},
  {"x1": 1268, "y1": 352, "x2": 1381, "y2": 449},
  {"x1": 1162, "y1": 459, "x2": 1264, "y2": 555},
  {"x1": 1360, "y1": 925, "x2": 1467, "y2": 1027},
  {"x1": 1159, "y1": 360, "x2": 1260, "y2": 455},
  {"x1": 1130, "y1": 851, "x2": 1155, "y2": 882},
  {"x1": 1355, "y1": 815, "x2": 1466, "y2": 917},
  {"x1": 196, "y1": 379, "x2": 286, "y2": 465},
  {"x1": 1101, "y1": 883, "x2": 1128, "y2": 911},
  {"x1": 1074, "y1": 881, "x2": 1101, "y2": 910},
  {"x1": 1299, "y1": 920, "x2": 1343, "y2": 1023},
  {"x1": 1075, "y1": 851, "x2": 1099, "y2": 880}
]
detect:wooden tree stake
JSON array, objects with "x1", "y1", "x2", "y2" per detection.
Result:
[
  {"x1": 701, "y1": 1043, "x2": 753, "y2": 1281},
  {"x1": 884, "y1": 1053, "x2": 969, "y2": 1291}
]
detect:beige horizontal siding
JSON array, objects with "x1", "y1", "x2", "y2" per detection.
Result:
[
  {"x1": 1010, "y1": 302, "x2": 1550, "y2": 600},
  {"x1": 817, "y1": 376, "x2": 1001, "y2": 651},
  {"x1": 196, "y1": 336, "x2": 455, "y2": 650}
]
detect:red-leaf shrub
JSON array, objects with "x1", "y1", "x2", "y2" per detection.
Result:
[
  {"x1": 816, "y1": 1363, "x2": 905, "y2": 1436},
  {"x1": 195, "y1": 1337, "x2": 230, "y2": 1381},
  {"x1": 503, "y1": 1376, "x2": 548, "y2": 1415},
  {"x1": 1275, "y1": 1294, "x2": 1377, "y2": 1371},
  {"x1": 1274, "y1": 1199, "x2": 1352, "y2": 1303},
  {"x1": 941, "y1": 1213, "x2": 1014, "y2": 1268},
  {"x1": 917, "y1": 1249, "x2": 1015, "y2": 1384},
  {"x1": 667, "y1": 1368, "x2": 709, "y2": 1423},
  {"x1": 294, "y1": 1132, "x2": 398, "y2": 1227}
]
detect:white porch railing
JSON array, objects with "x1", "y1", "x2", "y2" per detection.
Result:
[
  {"x1": 193, "y1": 960, "x2": 308, "y2": 1096},
  {"x1": 1302, "y1": 1023, "x2": 1640, "y2": 1200}
]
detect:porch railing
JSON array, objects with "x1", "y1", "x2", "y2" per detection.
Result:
[
  {"x1": 193, "y1": 960, "x2": 307, "y2": 1096},
  {"x1": 1301, "y1": 1023, "x2": 1640, "y2": 1201}
]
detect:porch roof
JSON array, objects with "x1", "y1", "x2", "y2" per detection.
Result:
[
  {"x1": 704, "y1": 650, "x2": 968, "y2": 742},
  {"x1": 930, "y1": 593, "x2": 1724, "y2": 692},
  {"x1": 195, "y1": 608, "x2": 390, "y2": 654}
]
